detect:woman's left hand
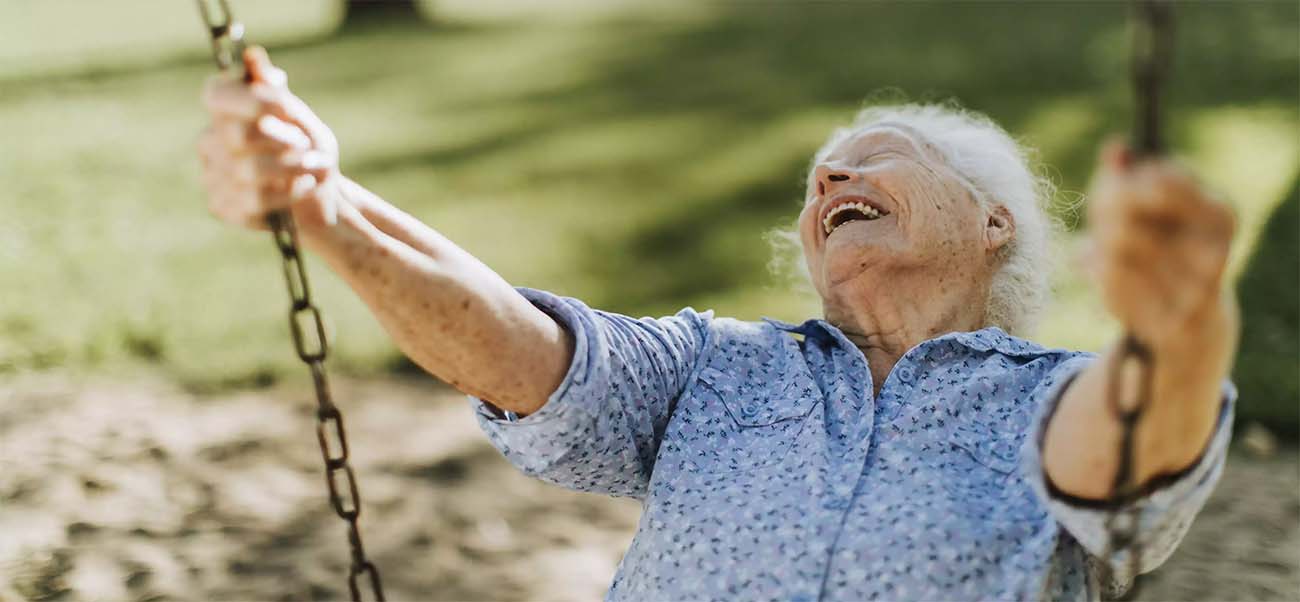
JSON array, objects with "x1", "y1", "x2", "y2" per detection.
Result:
[
  {"x1": 1087, "y1": 141, "x2": 1237, "y2": 354},
  {"x1": 1043, "y1": 142, "x2": 1240, "y2": 499}
]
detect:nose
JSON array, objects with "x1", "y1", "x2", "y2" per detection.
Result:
[{"x1": 814, "y1": 164, "x2": 859, "y2": 197}]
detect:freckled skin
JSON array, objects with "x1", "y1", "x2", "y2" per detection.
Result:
[
  {"x1": 800, "y1": 128, "x2": 1238, "y2": 500},
  {"x1": 1045, "y1": 143, "x2": 1237, "y2": 499},
  {"x1": 198, "y1": 52, "x2": 571, "y2": 415},
  {"x1": 798, "y1": 125, "x2": 1012, "y2": 394}
]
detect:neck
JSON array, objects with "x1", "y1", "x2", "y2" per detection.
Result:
[{"x1": 823, "y1": 269, "x2": 987, "y2": 395}]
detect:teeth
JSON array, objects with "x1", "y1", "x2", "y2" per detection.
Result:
[{"x1": 822, "y1": 201, "x2": 884, "y2": 235}]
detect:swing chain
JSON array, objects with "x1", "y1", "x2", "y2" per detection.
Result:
[
  {"x1": 1100, "y1": 0, "x2": 1174, "y2": 597},
  {"x1": 196, "y1": 0, "x2": 245, "y2": 72},
  {"x1": 270, "y1": 213, "x2": 386, "y2": 602},
  {"x1": 1100, "y1": 335, "x2": 1154, "y2": 596},
  {"x1": 1132, "y1": 0, "x2": 1174, "y2": 156},
  {"x1": 196, "y1": 3, "x2": 385, "y2": 600}
]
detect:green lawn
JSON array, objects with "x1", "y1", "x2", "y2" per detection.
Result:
[{"x1": 2, "y1": 0, "x2": 1296, "y2": 395}]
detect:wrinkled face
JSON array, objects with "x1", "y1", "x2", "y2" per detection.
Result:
[{"x1": 798, "y1": 125, "x2": 1011, "y2": 299}]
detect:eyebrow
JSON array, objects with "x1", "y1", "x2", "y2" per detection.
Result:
[
  {"x1": 838, "y1": 129, "x2": 922, "y2": 159},
  {"x1": 835, "y1": 129, "x2": 991, "y2": 205},
  {"x1": 831, "y1": 136, "x2": 917, "y2": 166}
]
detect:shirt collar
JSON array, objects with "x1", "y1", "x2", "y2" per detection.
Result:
[
  {"x1": 761, "y1": 316, "x2": 839, "y2": 340},
  {"x1": 761, "y1": 316, "x2": 1052, "y2": 357}
]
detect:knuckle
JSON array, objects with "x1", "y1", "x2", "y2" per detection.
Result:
[{"x1": 253, "y1": 86, "x2": 289, "y2": 110}]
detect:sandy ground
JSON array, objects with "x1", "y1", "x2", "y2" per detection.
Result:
[{"x1": 0, "y1": 373, "x2": 1296, "y2": 601}]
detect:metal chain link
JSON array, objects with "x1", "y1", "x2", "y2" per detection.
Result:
[
  {"x1": 1100, "y1": 1, "x2": 1175, "y2": 597},
  {"x1": 195, "y1": 3, "x2": 385, "y2": 600},
  {"x1": 270, "y1": 213, "x2": 386, "y2": 601},
  {"x1": 195, "y1": 0, "x2": 245, "y2": 72},
  {"x1": 1131, "y1": 0, "x2": 1174, "y2": 158},
  {"x1": 1101, "y1": 335, "x2": 1153, "y2": 598}
]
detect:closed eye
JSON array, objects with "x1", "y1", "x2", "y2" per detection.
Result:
[{"x1": 852, "y1": 150, "x2": 904, "y2": 167}]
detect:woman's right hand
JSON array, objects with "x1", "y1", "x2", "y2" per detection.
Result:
[
  {"x1": 198, "y1": 47, "x2": 341, "y2": 230},
  {"x1": 197, "y1": 48, "x2": 573, "y2": 415}
]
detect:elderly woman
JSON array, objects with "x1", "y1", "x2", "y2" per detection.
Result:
[{"x1": 200, "y1": 50, "x2": 1237, "y2": 601}]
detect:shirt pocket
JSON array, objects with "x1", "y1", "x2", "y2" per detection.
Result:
[
  {"x1": 678, "y1": 366, "x2": 818, "y2": 474},
  {"x1": 938, "y1": 418, "x2": 1040, "y2": 524},
  {"x1": 948, "y1": 419, "x2": 1022, "y2": 476}
]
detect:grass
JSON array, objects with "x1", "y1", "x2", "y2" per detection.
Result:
[
  {"x1": 1, "y1": 0, "x2": 1296, "y2": 400},
  {"x1": 1234, "y1": 177, "x2": 1300, "y2": 438}
]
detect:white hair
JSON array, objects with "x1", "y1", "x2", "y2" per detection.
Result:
[{"x1": 779, "y1": 102, "x2": 1058, "y2": 337}]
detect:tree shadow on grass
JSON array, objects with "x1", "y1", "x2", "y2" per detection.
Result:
[
  {"x1": 535, "y1": 3, "x2": 1296, "y2": 312},
  {"x1": 579, "y1": 154, "x2": 811, "y2": 313},
  {"x1": 348, "y1": 1, "x2": 1296, "y2": 205},
  {"x1": 336, "y1": 2, "x2": 1296, "y2": 321},
  {"x1": 2, "y1": 16, "x2": 469, "y2": 90},
  {"x1": 1233, "y1": 176, "x2": 1300, "y2": 439},
  {"x1": 480, "y1": 2, "x2": 1294, "y2": 124}
]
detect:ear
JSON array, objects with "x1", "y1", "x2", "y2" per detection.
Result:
[{"x1": 985, "y1": 204, "x2": 1015, "y2": 255}]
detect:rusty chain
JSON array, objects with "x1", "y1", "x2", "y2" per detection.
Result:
[
  {"x1": 195, "y1": 2, "x2": 385, "y2": 600},
  {"x1": 1099, "y1": 0, "x2": 1174, "y2": 597},
  {"x1": 1100, "y1": 335, "x2": 1153, "y2": 597}
]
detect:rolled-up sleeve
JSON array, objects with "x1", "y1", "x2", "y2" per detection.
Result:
[
  {"x1": 1020, "y1": 354, "x2": 1236, "y2": 595},
  {"x1": 468, "y1": 287, "x2": 712, "y2": 499}
]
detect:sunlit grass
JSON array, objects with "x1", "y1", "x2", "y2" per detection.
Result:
[
  {"x1": 1, "y1": 0, "x2": 1295, "y2": 388},
  {"x1": 1035, "y1": 105, "x2": 1300, "y2": 353},
  {"x1": 0, "y1": 1, "x2": 339, "y2": 80},
  {"x1": 1184, "y1": 105, "x2": 1300, "y2": 276}
]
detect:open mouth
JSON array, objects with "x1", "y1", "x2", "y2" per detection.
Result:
[{"x1": 822, "y1": 195, "x2": 891, "y2": 236}]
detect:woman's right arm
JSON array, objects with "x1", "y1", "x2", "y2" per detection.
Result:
[
  {"x1": 198, "y1": 48, "x2": 570, "y2": 415},
  {"x1": 303, "y1": 177, "x2": 575, "y2": 416}
]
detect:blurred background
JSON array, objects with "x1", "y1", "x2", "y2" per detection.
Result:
[{"x1": 1, "y1": 0, "x2": 1296, "y2": 600}]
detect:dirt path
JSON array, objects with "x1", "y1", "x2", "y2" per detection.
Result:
[{"x1": 0, "y1": 374, "x2": 1295, "y2": 601}]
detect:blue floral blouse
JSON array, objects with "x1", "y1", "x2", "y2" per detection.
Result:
[{"x1": 470, "y1": 288, "x2": 1234, "y2": 601}]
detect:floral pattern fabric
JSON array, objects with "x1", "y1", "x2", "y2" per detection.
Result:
[{"x1": 470, "y1": 288, "x2": 1234, "y2": 602}]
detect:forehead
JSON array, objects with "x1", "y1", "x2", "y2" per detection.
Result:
[{"x1": 824, "y1": 124, "x2": 942, "y2": 164}]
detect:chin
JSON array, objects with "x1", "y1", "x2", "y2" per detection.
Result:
[
  {"x1": 821, "y1": 245, "x2": 877, "y2": 289},
  {"x1": 819, "y1": 233, "x2": 917, "y2": 290}
]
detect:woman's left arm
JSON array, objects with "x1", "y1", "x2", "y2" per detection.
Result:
[{"x1": 1042, "y1": 141, "x2": 1239, "y2": 501}]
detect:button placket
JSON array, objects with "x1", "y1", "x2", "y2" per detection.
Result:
[
  {"x1": 821, "y1": 497, "x2": 847, "y2": 511},
  {"x1": 877, "y1": 355, "x2": 924, "y2": 424}
]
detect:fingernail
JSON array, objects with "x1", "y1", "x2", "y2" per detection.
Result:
[
  {"x1": 242, "y1": 46, "x2": 285, "y2": 86},
  {"x1": 1102, "y1": 138, "x2": 1132, "y2": 170},
  {"x1": 1115, "y1": 145, "x2": 1133, "y2": 170},
  {"x1": 291, "y1": 173, "x2": 318, "y2": 200},
  {"x1": 244, "y1": 46, "x2": 269, "y2": 68},
  {"x1": 268, "y1": 69, "x2": 287, "y2": 87}
]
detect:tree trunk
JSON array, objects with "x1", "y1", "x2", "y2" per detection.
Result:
[{"x1": 342, "y1": 0, "x2": 422, "y2": 26}]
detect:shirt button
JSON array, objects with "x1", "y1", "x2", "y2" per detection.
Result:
[{"x1": 896, "y1": 365, "x2": 915, "y2": 383}]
